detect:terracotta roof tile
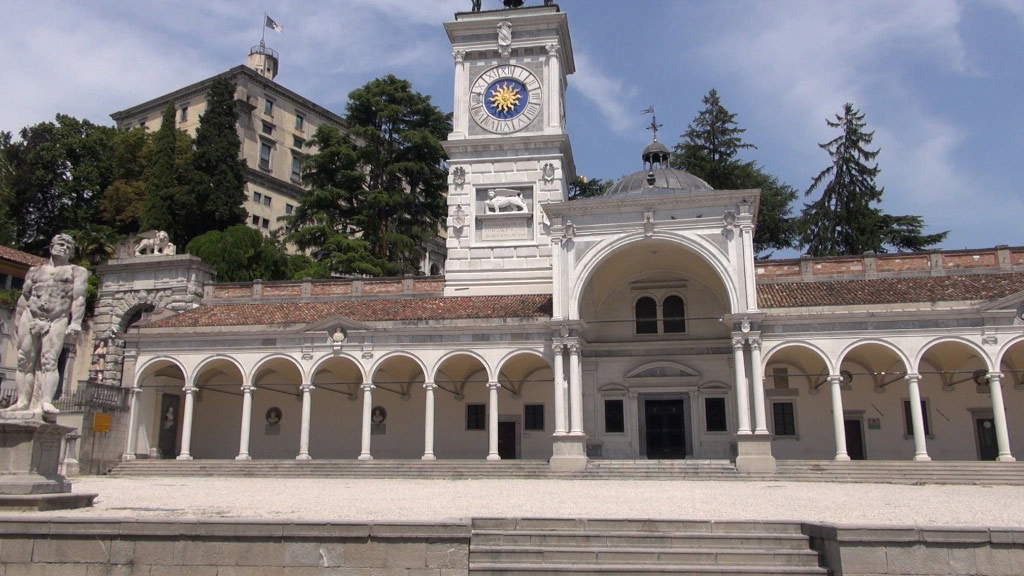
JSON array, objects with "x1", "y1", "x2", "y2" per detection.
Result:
[
  {"x1": 145, "y1": 295, "x2": 553, "y2": 328},
  {"x1": 758, "y1": 273, "x2": 1024, "y2": 308},
  {"x1": 0, "y1": 245, "x2": 45, "y2": 267}
]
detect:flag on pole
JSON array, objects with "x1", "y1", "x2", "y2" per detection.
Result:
[{"x1": 265, "y1": 15, "x2": 283, "y2": 33}]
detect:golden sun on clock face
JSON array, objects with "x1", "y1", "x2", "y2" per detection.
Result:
[{"x1": 470, "y1": 65, "x2": 543, "y2": 134}]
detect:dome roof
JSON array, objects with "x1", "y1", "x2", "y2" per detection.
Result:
[
  {"x1": 603, "y1": 167, "x2": 714, "y2": 198},
  {"x1": 643, "y1": 140, "x2": 670, "y2": 157}
]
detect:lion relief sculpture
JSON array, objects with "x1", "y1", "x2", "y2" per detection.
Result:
[
  {"x1": 485, "y1": 189, "x2": 529, "y2": 213},
  {"x1": 134, "y1": 230, "x2": 177, "y2": 257}
]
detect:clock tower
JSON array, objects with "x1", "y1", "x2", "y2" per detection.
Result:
[{"x1": 442, "y1": 3, "x2": 576, "y2": 296}]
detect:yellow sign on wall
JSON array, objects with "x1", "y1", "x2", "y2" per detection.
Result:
[{"x1": 93, "y1": 413, "x2": 112, "y2": 433}]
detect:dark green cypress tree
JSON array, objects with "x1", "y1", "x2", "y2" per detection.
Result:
[
  {"x1": 672, "y1": 89, "x2": 797, "y2": 256},
  {"x1": 141, "y1": 103, "x2": 195, "y2": 244},
  {"x1": 190, "y1": 76, "x2": 246, "y2": 241},
  {"x1": 799, "y1": 103, "x2": 947, "y2": 256}
]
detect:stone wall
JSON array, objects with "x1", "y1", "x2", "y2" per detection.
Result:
[
  {"x1": 805, "y1": 523, "x2": 1024, "y2": 576},
  {"x1": 0, "y1": 518, "x2": 470, "y2": 576}
]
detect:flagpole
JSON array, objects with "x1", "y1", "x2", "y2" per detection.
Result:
[{"x1": 260, "y1": 11, "x2": 266, "y2": 48}]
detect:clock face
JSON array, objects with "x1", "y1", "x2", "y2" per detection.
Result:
[{"x1": 470, "y1": 65, "x2": 543, "y2": 134}]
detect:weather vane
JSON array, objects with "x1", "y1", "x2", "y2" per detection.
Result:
[{"x1": 642, "y1": 106, "x2": 662, "y2": 141}]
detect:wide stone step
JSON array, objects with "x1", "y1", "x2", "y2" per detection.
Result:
[
  {"x1": 472, "y1": 519, "x2": 805, "y2": 534},
  {"x1": 471, "y1": 531, "x2": 812, "y2": 550},
  {"x1": 471, "y1": 545, "x2": 822, "y2": 567},
  {"x1": 469, "y1": 562, "x2": 827, "y2": 575}
]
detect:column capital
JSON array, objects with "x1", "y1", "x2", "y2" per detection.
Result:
[
  {"x1": 487, "y1": 381, "x2": 501, "y2": 391},
  {"x1": 183, "y1": 384, "x2": 198, "y2": 394},
  {"x1": 453, "y1": 49, "x2": 466, "y2": 63},
  {"x1": 545, "y1": 42, "x2": 559, "y2": 57},
  {"x1": 746, "y1": 337, "x2": 762, "y2": 351},
  {"x1": 568, "y1": 343, "x2": 582, "y2": 355},
  {"x1": 423, "y1": 381, "x2": 436, "y2": 390},
  {"x1": 130, "y1": 386, "x2": 143, "y2": 394},
  {"x1": 827, "y1": 374, "x2": 844, "y2": 385},
  {"x1": 552, "y1": 342, "x2": 566, "y2": 353},
  {"x1": 906, "y1": 373, "x2": 921, "y2": 383},
  {"x1": 988, "y1": 371, "x2": 1004, "y2": 382},
  {"x1": 732, "y1": 336, "x2": 746, "y2": 349},
  {"x1": 361, "y1": 383, "x2": 375, "y2": 391},
  {"x1": 241, "y1": 383, "x2": 255, "y2": 393},
  {"x1": 300, "y1": 382, "x2": 315, "y2": 393}
]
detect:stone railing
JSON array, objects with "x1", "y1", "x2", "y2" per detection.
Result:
[{"x1": 206, "y1": 276, "x2": 446, "y2": 302}]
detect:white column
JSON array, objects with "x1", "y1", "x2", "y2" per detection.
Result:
[
  {"x1": 122, "y1": 386, "x2": 142, "y2": 461},
  {"x1": 487, "y1": 382, "x2": 501, "y2": 461},
  {"x1": 423, "y1": 381, "x2": 437, "y2": 460},
  {"x1": 568, "y1": 343, "x2": 584, "y2": 435},
  {"x1": 296, "y1": 382, "x2": 314, "y2": 460},
  {"x1": 453, "y1": 50, "x2": 468, "y2": 135},
  {"x1": 732, "y1": 337, "x2": 751, "y2": 435},
  {"x1": 749, "y1": 338, "x2": 768, "y2": 435},
  {"x1": 829, "y1": 375, "x2": 850, "y2": 461},
  {"x1": 988, "y1": 372, "x2": 1015, "y2": 462},
  {"x1": 176, "y1": 384, "x2": 197, "y2": 460},
  {"x1": 741, "y1": 225, "x2": 759, "y2": 311},
  {"x1": 546, "y1": 43, "x2": 561, "y2": 130},
  {"x1": 236, "y1": 382, "x2": 254, "y2": 461},
  {"x1": 551, "y1": 238, "x2": 563, "y2": 319},
  {"x1": 907, "y1": 374, "x2": 931, "y2": 461},
  {"x1": 358, "y1": 383, "x2": 374, "y2": 461},
  {"x1": 553, "y1": 343, "x2": 567, "y2": 435}
]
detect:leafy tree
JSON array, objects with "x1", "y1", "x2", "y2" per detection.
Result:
[
  {"x1": 568, "y1": 176, "x2": 611, "y2": 199},
  {"x1": 101, "y1": 127, "x2": 150, "y2": 234},
  {"x1": 2, "y1": 115, "x2": 117, "y2": 251},
  {"x1": 190, "y1": 76, "x2": 247, "y2": 240},
  {"x1": 0, "y1": 132, "x2": 14, "y2": 246},
  {"x1": 186, "y1": 225, "x2": 291, "y2": 282},
  {"x1": 798, "y1": 103, "x2": 947, "y2": 256},
  {"x1": 140, "y1": 104, "x2": 196, "y2": 245},
  {"x1": 672, "y1": 89, "x2": 797, "y2": 255},
  {"x1": 288, "y1": 75, "x2": 450, "y2": 276}
]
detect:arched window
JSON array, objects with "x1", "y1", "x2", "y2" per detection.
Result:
[
  {"x1": 663, "y1": 295, "x2": 685, "y2": 333},
  {"x1": 635, "y1": 297, "x2": 658, "y2": 334}
]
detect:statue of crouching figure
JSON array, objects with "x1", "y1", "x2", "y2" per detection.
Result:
[{"x1": 2, "y1": 233, "x2": 88, "y2": 416}]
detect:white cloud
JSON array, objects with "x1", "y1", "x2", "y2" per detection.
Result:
[{"x1": 571, "y1": 51, "x2": 638, "y2": 136}]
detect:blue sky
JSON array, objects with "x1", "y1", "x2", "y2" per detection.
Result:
[{"x1": 4, "y1": 0, "x2": 1022, "y2": 252}]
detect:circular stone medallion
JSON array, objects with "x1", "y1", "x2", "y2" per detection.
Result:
[{"x1": 470, "y1": 65, "x2": 543, "y2": 134}]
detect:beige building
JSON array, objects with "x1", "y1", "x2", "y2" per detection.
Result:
[{"x1": 110, "y1": 45, "x2": 343, "y2": 238}]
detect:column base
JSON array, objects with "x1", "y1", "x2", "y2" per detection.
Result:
[
  {"x1": 421, "y1": 454, "x2": 436, "y2": 461},
  {"x1": 486, "y1": 453, "x2": 501, "y2": 461},
  {"x1": 834, "y1": 454, "x2": 851, "y2": 462},
  {"x1": 549, "y1": 433, "x2": 588, "y2": 472},
  {"x1": 734, "y1": 434, "x2": 776, "y2": 474},
  {"x1": 176, "y1": 454, "x2": 193, "y2": 461},
  {"x1": 235, "y1": 454, "x2": 251, "y2": 461},
  {"x1": 913, "y1": 454, "x2": 931, "y2": 462},
  {"x1": 295, "y1": 454, "x2": 312, "y2": 461},
  {"x1": 997, "y1": 454, "x2": 1016, "y2": 462},
  {"x1": 121, "y1": 453, "x2": 136, "y2": 462},
  {"x1": 358, "y1": 454, "x2": 373, "y2": 461}
]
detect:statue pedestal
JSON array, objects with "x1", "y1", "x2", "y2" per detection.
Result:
[
  {"x1": 734, "y1": 433, "x2": 776, "y2": 474},
  {"x1": 0, "y1": 416, "x2": 96, "y2": 510},
  {"x1": 549, "y1": 433, "x2": 588, "y2": 472}
]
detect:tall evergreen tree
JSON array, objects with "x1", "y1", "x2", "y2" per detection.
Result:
[
  {"x1": 140, "y1": 104, "x2": 195, "y2": 244},
  {"x1": 190, "y1": 76, "x2": 246, "y2": 240},
  {"x1": 288, "y1": 75, "x2": 450, "y2": 276},
  {"x1": 798, "y1": 103, "x2": 947, "y2": 256},
  {"x1": 672, "y1": 89, "x2": 797, "y2": 256}
]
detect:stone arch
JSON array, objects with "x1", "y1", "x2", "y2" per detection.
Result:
[
  {"x1": 914, "y1": 336, "x2": 994, "y2": 373},
  {"x1": 110, "y1": 290, "x2": 174, "y2": 337},
  {"x1": 494, "y1": 348, "x2": 546, "y2": 379},
  {"x1": 836, "y1": 339, "x2": 912, "y2": 375},
  {"x1": 996, "y1": 335, "x2": 1024, "y2": 370},
  {"x1": 134, "y1": 356, "x2": 189, "y2": 387},
  {"x1": 249, "y1": 353, "x2": 307, "y2": 386},
  {"x1": 432, "y1": 349, "x2": 494, "y2": 383},
  {"x1": 569, "y1": 230, "x2": 740, "y2": 321},
  {"x1": 370, "y1": 351, "x2": 430, "y2": 383},
  {"x1": 310, "y1": 353, "x2": 367, "y2": 384},
  {"x1": 762, "y1": 341, "x2": 835, "y2": 375},
  {"x1": 191, "y1": 355, "x2": 246, "y2": 387}
]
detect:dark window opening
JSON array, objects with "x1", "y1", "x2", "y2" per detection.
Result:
[
  {"x1": 773, "y1": 402, "x2": 796, "y2": 436},
  {"x1": 705, "y1": 397, "x2": 727, "y2": 432},
  {"x1": 604, "y1": 399, "x2": 624, "y2": 433},
  {"x1": 524, "y1": 404, "x2": 544, "y2": 431},
  {"x1": 663, "y1": 295, "x2": 685, "y2": 333},
  {"x1": 903, "y1": 400, "x2": 931, "y2": 436},
  {"x1": 635, "y1": 297, "x2": 657, "y2": 334},
  {"x1": 466, "y1": 404, "x2": 486, "y2": 430}
]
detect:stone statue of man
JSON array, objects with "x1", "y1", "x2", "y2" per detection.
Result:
[{"x1": 2, "y1": 234, "x2": 88, "y2": 415}]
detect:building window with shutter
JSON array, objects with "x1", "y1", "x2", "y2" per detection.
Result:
[
  {"x1": 604, "y1": 399, "x2": 625, "y2": 433},
  {"x1": 466, "y1": 404, "x2": 486, "y2": 430},
  {"x1": 524, "y1": 404, "x2": 544, "y2": 431},
  {"x1": 772, "y1": 401, "x2": 797, "y2": 436},
  {"x1": 705, "y1": 397, "x2": 727, "y2": 432}
]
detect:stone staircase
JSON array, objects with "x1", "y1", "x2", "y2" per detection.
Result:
[
  {"x1": 765, "y1": 460, "x2": 1024, "y2": 486},
  {"x1": 108, "y1": 459, "x2": 556, "y2": 479},
  {"x1": 469, "y1": 518, "x2": 828, "y2": 575}
]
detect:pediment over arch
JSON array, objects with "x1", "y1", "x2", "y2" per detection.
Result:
[{"x1": 625, "y1": 361, "x2": 700, "y2": 380}]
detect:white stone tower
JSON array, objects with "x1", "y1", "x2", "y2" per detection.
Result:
[
  {"x1": 247, "y1": 42, "x2": 279, "y2": 80},
  {"x1": 443, "y1": 3, "x2": 576, "y2": 296}
]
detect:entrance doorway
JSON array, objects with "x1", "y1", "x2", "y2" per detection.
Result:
[
  {"x1": 498, "y1": 420, "x2": 518, "y2": 459},
  {"x1": 844, "y1": 418, "x2": 865, "y2": 460},
  {"x1": 643, "y1": 398, "x2": 687, "y2": 459},
  {"x1": 975, "y1": 417, "x2": 998, "y2": 461},
  {"x1": 158, "y1": 393, "x2": 181, "y2": 459}
]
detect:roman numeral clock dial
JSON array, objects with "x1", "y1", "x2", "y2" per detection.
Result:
[{"x1": 470, "y1": 65, "x2": 543, "y2": 134}]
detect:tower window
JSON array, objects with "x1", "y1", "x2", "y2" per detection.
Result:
[
  {"x1": 261, "y1": 121, "x2": 274, "y2": 136},
  {"x1": 178, "y1": 105, "x2": 188, "y2": 123},
  {"x1": 663, "y1": 295, "x2": 685, "y2": 333},
  {"x1": 291, "y1": 155, "x2": 303, "y2": 182},
  {"x1": 635, "y1": 297, "x2": 658, "y2": 334},
  {"x1": 264, "y1": 98, "x2": 274, "y2": 116},
  {"x1": 259, "y1": 142, "x2": 273, "y2": 171},
  {"x1": 295, "y1": 114, "x2": 305, "y2": 131}
]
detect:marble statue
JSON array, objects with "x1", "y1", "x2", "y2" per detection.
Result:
[
  {"x1": 2, "y1": 234, "x2": 88, "y2": 415},
  {"x1": 471, "y1": 0, "x2": 481, "y2": 11},
  {"x1": 134, "y1": 230, "x2": 176, "y2": 256},
  {"x1": 486, "y1": 190, "x2": 529, "y2": 213}
]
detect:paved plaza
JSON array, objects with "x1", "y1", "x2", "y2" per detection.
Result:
[{"x1": 17, "y1": 477, "x2": 1024, "y2": 527}]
